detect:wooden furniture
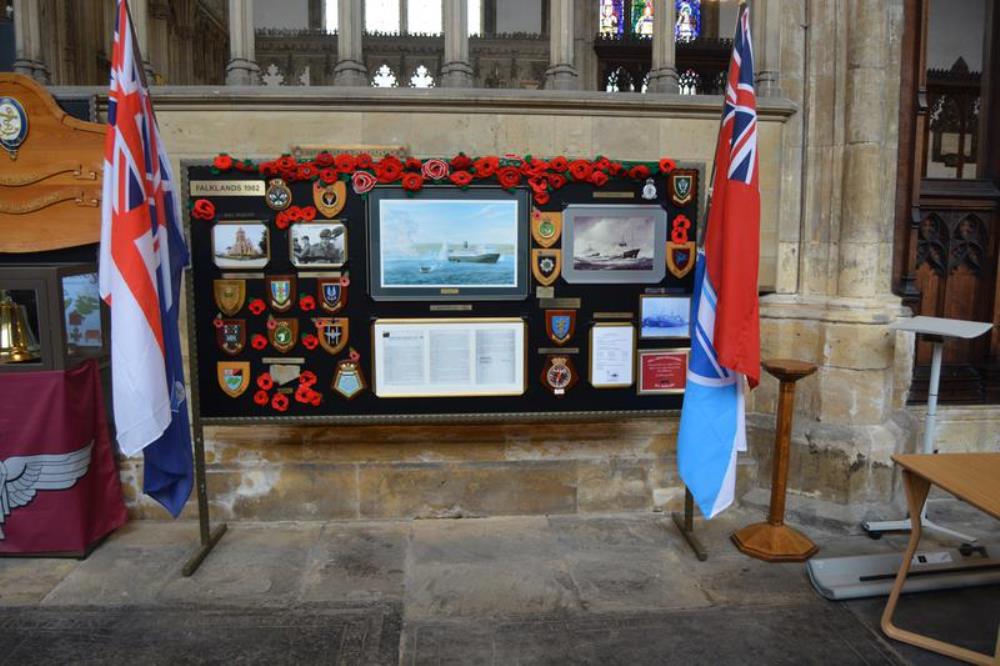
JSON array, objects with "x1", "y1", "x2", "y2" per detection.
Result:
[
  {"x1": 731, "y1": 358, "x2": 818, "y2": 562},
  {"x1": 881, "y1": 453, "x2": 1000, "y2": 665}
]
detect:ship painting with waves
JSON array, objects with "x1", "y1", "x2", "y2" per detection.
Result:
[{"x1": 571, "y1": 216, "x2": 655, "y2": 271}]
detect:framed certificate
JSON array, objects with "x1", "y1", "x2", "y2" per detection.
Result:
[
  {"x1": 637, "y1": 348, "x2": 689, "y2": 395},
  {"x1": 589, "y1": 322, "x2": 636, "y2": 388},
  {"x1": 372, "y1": 318, "x2": 527, "y2": 397}
]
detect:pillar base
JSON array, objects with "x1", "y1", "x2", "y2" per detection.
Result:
[
  {"x1": 333, "y1": 60, "x2": 369, "y2": 87},
  {"x1": 544, "y1": 64, "x2": 579, "y2": 91},
  {"x1": 225, "y1": 58, "x2": 261, "y2": 86},
  {"x1": 646, "y1": 67, "x2": 679, "y2": 94},
  {"x1": 12, "y1": 59, "x2": 49, "y2": 84},
  {"x1": 731, "y1": 522, "x2": 819, "y2": 563},
  {"x1": 439, "y1": 61, "x2": 474, "y2": 88}
]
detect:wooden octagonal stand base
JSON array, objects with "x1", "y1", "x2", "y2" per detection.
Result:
[{"x1": 732, "y1": 359, "x2": 819, "y2": 563}]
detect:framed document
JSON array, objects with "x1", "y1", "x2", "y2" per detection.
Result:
[
  {"x1": 367, "y1": 187, "x2": 530, "y2": 301},
  {"x1": 637, "y1": 348, "x2": 689, "y2": 395},
  {"x1": 372, "y1": 318, "x2": 527, "y2": 397},
  {"x1": 562, "y1": 205, "x2": 667, "y2": 284},
  {"x1": 639, "y1": 294, "x2": 690, "y2": 339},
  {"x1": 589, "y1": 322, "x2": 636, "y2": 388}
]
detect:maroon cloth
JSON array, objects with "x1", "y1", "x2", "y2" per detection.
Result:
[{"x1": 0, "y1": 359, "x2": 127, "y2": 555}]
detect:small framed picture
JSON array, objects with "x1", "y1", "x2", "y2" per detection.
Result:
[
  {"x1": 212, "y1": 221, "x2": 270, "y2": 270},
  {"x1": 561, "y1": 204, "x2": 667, "y2": 284},
  {"x1": 639, "y1": 294, "x2": 690, "y2": 339},
  {"x1": 637, "y1": 348, "x2": 689, "y2": 395},
  {"x1": 290, "y1": 221, "x2": 347, "y2": 268},
  {"x1": 589, "y1": 322, "x2": 636, "y2": 389}
]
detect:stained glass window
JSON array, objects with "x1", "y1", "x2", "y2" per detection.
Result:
[
  {"x1": 675, "y1": 0, "x2": 701, "y2": 43},
  {"x1": 631, "y1": 0, "x2": 654, "y2": 37},
  {"x1": 365, "y1": 0, "x2": 400, "y2": 33},
  {"x1": 598, "y1": 0, "x2": 623, "y2": 36}
]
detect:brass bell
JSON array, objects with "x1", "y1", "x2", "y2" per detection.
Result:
[{"x1": 0, "y1": 289, "x2": 41, "y2": 363}]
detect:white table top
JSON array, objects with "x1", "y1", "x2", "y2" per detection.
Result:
[{"x1": 889, "y1": 316, "x2": 993, "y2": 339}]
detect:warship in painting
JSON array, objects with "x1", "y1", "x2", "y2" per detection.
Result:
[
  {"x1": 446, "y1": 241, "x2": 501, "y2": 264},
  {"x1": 575, "y1": 229, "x2": 648, "y2": 270}
]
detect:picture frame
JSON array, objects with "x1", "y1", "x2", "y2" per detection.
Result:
[
  {"x1": 367, "y1": 187, "x2": 530, "y2": 301},
  {"x1": 637, "y1": 348, "x2": 689, "y2": 395},
  {"x1": 289, "y1": 221, "x2": 347, "y2": 269},
  {"x1": 372, "y1": 318, "x2": 527, "y2": 397},
  {"x1": 589, "y1": 322, "x2": 636, "y2": 388},
  {"x1": 639, "y1": 294, "x2": 691, "y2": 339},
  {"x1": 562, "y1": 204, "x2": 667, "y2": 284},
  {"x1": 211, "y1": 221, "x2": 270, "y2": 270}
]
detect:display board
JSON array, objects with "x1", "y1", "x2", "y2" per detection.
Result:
[{"x1": 184, "y1": 154, "x2": 701, "y2": 424}]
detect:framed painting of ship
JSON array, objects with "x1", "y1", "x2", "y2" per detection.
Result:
[
  {"x1": 561, "y1": 205, "x2": 667, "y2": 284},
  {"x1": 211, "y1": 221, "x2": 270, "y2": 270},
  {"x1": 367, "y1": 187, "x2": 530, "y2": 301},
  {"x1": 639, "y1": 294, "x2": 690, "y2": 339}
]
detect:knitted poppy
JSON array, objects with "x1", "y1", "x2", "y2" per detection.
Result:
[
  {"x1": 256, "y1": 372, "x2": 274, "y2": 391},
  {"x1": 271, "y1": 393, "x2": 289, "y2": 412},
  {"x1": 253, "y1": 389, "x2": 269, "y2": 406},
  {"x1": 250, "y1": 334, "x2": 268, "y2": 350}
]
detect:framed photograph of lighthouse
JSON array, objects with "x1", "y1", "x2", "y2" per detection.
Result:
[
  {"x1": 561, "y1": 205, "x2": 667, "y2": 284},
  {"x1": 367, "y1": 187, "x2": 530, "y2": 301}
]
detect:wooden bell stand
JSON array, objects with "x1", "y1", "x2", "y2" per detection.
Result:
[{"x1": 731, "y1": 358, "x2": 819, "y2": 562}]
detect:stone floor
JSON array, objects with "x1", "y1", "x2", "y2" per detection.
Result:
[{"x1": 0, "y1": 502, "x2": 997, "y2": 665}]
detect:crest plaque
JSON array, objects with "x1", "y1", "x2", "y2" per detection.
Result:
[
  {"x1": 217, "y1": 361, "x2": 250, "y2": 398},
  {"x1": 668, "y1": 169, "x2": 697, "y2": 206},
  {"x1": 265, "y1": 178, "x2": 292, "y2": 210},
  {"x1": 541, "y1": 355, "x2": 578, "y2": 396},
  {"x1": 545, "y1": 310, "x2": 576, "y2": 346},
  {"x1": 666, "y1": 241, "x2": 696, "y2": 279},
  {"x1": 266, "y1": 275, "x2": 296, "y2": 312},
  {"x1": 317, "y1": 277, "x2": 347, "y2": 313},
  {"x1": 269, "y1": 318, "x2": 299, "y2": 353},
  {"x1": 531, "y1": 210, "x2": 562, "y2": 248},
  {"x1": 216, "y1": 319, "x2": 246, "y2": 355},
  {"x1": 531, "y1": 249, "x2": 561, "y2": 287},
  {"x1": 0, "y1": 96, "x2": 29, "y2": 160},
  {"x1": 313, "y1": 180, "x2": 347, "y2": 218},
  {"x1": 213, "y1": 278, "x2": 246, "y2": 316},
  {"x1": 317, "y1": 318, "x2": 349, "y2": 355},
  {"x1": 333, "y1": 358, "x2": 367, "y2": 399}
]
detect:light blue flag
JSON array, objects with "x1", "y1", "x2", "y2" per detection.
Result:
[{"x1": 677, "y1": 251, "x2": 747, "y2": 519}]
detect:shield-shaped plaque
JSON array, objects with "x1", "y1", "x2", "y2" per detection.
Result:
[
  {"x1": 318, "y1": 277, "x2": 347, "y2": 313},
  {"x1": 668, "y1": 169, "x2": 697, "y2": 206},
  {"x1": 545, "y1": 310, "x2": 576, "y2": 345},
  {"x1": 317, "y1": 318, "x2": 349, "y2": 355},
  {"x1": 531, "y1": 211, "x2": 563, "y2": 248},
  {"x1": 313, "y1": 180, "x2": 347, "y2": 218},
  {"x1": 266, "y1": 275, "x2": 296, "y2": 312},
  {"x1": 666, "y1": 241, "x2": 697, "y2": 279},
  {"x1": 217, "y1": 361, "x2": 250, "y2": 398},
  {"x1": 531, "y1": 249, "x2": 561, "y2": 287},
  {"x1": 265, "y1": 178, "x2": 292, "y2": 210},
  {"x1": 333, "y1": 359, "x2": 367, "y2": 399},
  {"x1": 541, "y1": 355, "x2": 578, "y2": 396},
  {"x1": 269, "y1": 318, "x2": 299, "y2": 353},
  {"x1": 213, "y1": 279, "x2": 246, "y2": 316},
  {"x1": 216, "y1": 319, "x2": 246, "y2": 355}
]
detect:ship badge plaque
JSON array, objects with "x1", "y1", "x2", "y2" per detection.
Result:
[
  {"x1": 216, "y1": 319, "x2": 246, "y2": 355},
  {"x1": 545, "y1": 310, "x2": 575, "y2": 345},
  {"x1": 318, "y1": 277, "x2": 347, "y2": 313},
  {"x1": 213, "y1": 278, "x2": 246, "y2": 316},
  {"x1": 666, "y1": 214, "x2": 695, "y2": 279},
  {"x1": 265, "y1": 178, "x2": 292, "y2": 210},
  {"x1": 0, "y1": 96, "x2": 29, "y2": 160},
  {"x1": 333, "y1": 357, "x2": 367, "y2": 399},
  {"x1": 266, "y1": 275, "x2": 296, "y2": 312},
  {"x1": 541, "y1": 355, "x2": 578, "y2": 396},
  {"x1": 316, "y1": 317, "x2": 349, "y2": 355},
  {"x1": 217, "y1": 361, "x2": 250, "y2": 398},
  {"x1": 314, "y1": 180, "x2": 347, "y2": 218},
  {"x1": 531, "y1": 249, "x2": 561, "y2": 287},
  {"x1": 668, "y1": 169, "x2": 697, "y2": 206},
  {"x1": 269, "y1": 318, "x2": 298, "y2": 353},
  {"x1": 531, "y1": 211, "x2": 562, "y2": 248}
]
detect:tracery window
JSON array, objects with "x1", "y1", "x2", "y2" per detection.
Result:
[
  {"x1": 371, "y1": 64, "x2": 399, "y2": 87},
  {"x1": 409, "y1": 64, "x2": 435, "y2": 87}
]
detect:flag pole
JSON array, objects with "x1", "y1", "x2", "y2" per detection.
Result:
[
  {"x1": 121, "y1": 0, "x2": 227, "y2": 576},
  {"x1": 671, "y1": 0, "x2": 750, "y2": 561}
]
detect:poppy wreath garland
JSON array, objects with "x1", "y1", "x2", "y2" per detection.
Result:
[{"x1": 212, "y1": 151, "x2": 679, "y2": 206}]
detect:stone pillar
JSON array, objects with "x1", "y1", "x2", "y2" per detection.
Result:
[
  {"x1": 646, "y1": 0, "x2": 678, "y2": 93},
  {"x1": 545, "y1": 0, "x2": 578, "y2": 90},
  {"x1": 128, "y1": 0, "x2": 156, "y2": 80},
  {"x1": 226, "y1": 0, "x2": 261, "y2": 85},
  {"x1": 334, "y1": 0, "x2": 369, "y2": 86},
  {"x1": 12, "y1": 0, "x2": 50, "y2": 82},
  {"x1": 752, "y1": 0, "x2": 782, "y2": 97},
  {"x1": 148, "y1": 1, "x2": 171, "y2": 83},
  {"x1": 440, "y1": 0, "x2": 474, "y2": 87}
]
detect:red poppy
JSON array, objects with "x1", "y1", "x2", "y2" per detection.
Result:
[
  {"x1": 266, "y1": 317, "x2": 277, "y2": 330},
  {"x1": 356, "y1": 153, "x2": 373, "y2": 169},
  {"x1": 658, "y1": 158, "x2": 676, "y2": 174},
  {"x1": 320, "y1": 168, "x2": 338, "y2": 184},
  {"x1": 568, "y1": 159, "x2": 594, "y2": 181},
  {"x1": 608, "y1": 161, "x2": 624, "y2": 176},
  {"x1": 314, "y1": 151, "x2": 335, "y2": 167},
  {"x1": 375, "y1": 161, "x2": 403, "y2": 183},
  {"x1": 450, "y1": 153, "x2": 473, "y2": 170},
  {"x1": 271, "y1": 393, "x2": 290, "y2": 412},
  {"x1": 277, "y1": 155, "x2": 296, "y2": 171},
  {"x1": 473, "y1": 156, "x2": 499, "y2": 178},
  {"x1": 528, "y1": 176, "x2": 548, "y2": 194},
  {"x1": 302, "y1": 333, "x2": 319, "y2": 350},
  {"x1": 274, "y1": 211, "x2": 291, "y2": 230},
  {"x1": 213, "y1": 154, "x2": 233, "y2": 171},
  {"x1": 253, "y1": 389, "x2": 269, "y2": 406},
  {"x1": 299, "y1": 295, "x2": 316, "y2": 311},
  {"x1": 212, "y1": 316, "x2": 224, "y2": 329},
  {"x1": 594, "y1": 156, "x2": 612, "y2": 172},
  {"x1": 257, "y1": 372, "x2": 274, "y2": 391},
  {"x1": 301, "y1": 206, "x2": 317, "y2": 221},
  {"x1": 547, "y1": 173, "x2": 567, "y2": 190},
  {"x1": 296, "y1": 164, "x2": 317, "y2": 181},
  {"x1": 335, "y1": 153, "x2": 357, "y2": 173},
  {"x1": 628, "y1": 164, "x2": 651, "y2": 180},
  {"x1": 299, "y1": 370, "x2": 318, "y2": 387},
  {"x1": 259, "y1": 161, "x2": 279, "y2": 177},
  {"x1": 421, "y1": 158, "x2": 449, "y2": 180},
  {"x1": 405, "y1": 157, "x2": 423, "y2": 171},
  {"x1": 401, "y1": 172, "x2": 425, "y2": 192},
  {"x1": 533, "y1": 190, "x2": 550, "y2": 206},
  {"x1": 352, "y1": 171, "x2": 377, "y2": 195},
  {"x1": 549, "y1": 156, "x2": 569, "y2": 173},
  {"x1": 309, "y1": 391, "x2": 323, "y2": 406},
  {"x1": 589, "y1": 170, "x2": 609, "y2": 187},
  {"x1": 287, "y1": 207, "x2": 303, "y2": 222},
  {"x1": 192, "y1": 199, "x2": 215, "y2": 221},
  {"x1": 248, "y1": 299, "x2": 267, "y2": 316},
  {"x1": 295, "y1": 385, "x2": 314, "y2": 403},
  {"x1": 449, "y1": 170, "x2": 473, "y2": 188},
  {"x1": 521, "y1": 158, "x2": 548, "y2": 178},
  {"x1": 251, "y1": 334, "x2": 268, "y2": 351},
  {"x1": 349, "y1": 348, "x2": 361, "y2": 362},
  {"x1": 496, "y1": 166, "x2": 522, "y2": 190}
]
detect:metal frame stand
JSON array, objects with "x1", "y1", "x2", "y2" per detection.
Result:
[
  {"x1": 672, "y1": 488, "x2": 708, "y2": 561},
  {"x1": 181, "y1": 419, "x2": 227, "y2": 577}
]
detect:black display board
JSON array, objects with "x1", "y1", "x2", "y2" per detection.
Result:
[{"x1": 184, "y1": 161, "x2": 700, "y2": 424}]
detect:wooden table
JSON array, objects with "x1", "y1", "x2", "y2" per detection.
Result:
[{"x1": 881, "y1": 453, "x2": 1000, "y2": 665}]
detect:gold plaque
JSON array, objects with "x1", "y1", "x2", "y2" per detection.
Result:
[
  {"x1": 217, "y1": 362, "x2": 251, "y2": 398},
  {"x1": 317, "y1": 318, "x2": 349, "y2": 355},
  {"x1": 213, "y1": 279, "x2": 246, "y2": 316},
  {"x1": 531, "y1": 249, "x2": 561, "y2": 287},
  {"x1": 313, "y1": 180, "x2": 347, "y2": 218},
  {"x1": 531, "y1": 210, "x2": 562, "y2": 248},
  {"x1": 190, "y1": 180, "x2": 265, "y2": 196}
]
